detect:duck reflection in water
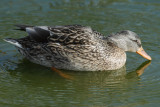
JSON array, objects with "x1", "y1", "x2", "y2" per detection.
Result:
[
  {"x1": 9, "y1": 60, "x2": 151, "y2": 81},
  {"x1": 52, "y1": 60, "x2": 151, "y2": 80}
]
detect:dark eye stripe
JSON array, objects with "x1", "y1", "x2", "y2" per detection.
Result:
[
  {"x1": 131, "y1": 39, "x2": 141, "y2": 47},
  {"x1": 131, "y1": 39, "x2": 138, "y2": 43}
]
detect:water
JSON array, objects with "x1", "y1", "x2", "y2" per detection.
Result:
[{"x1": 0, "y1": 0, "x2": 160, "y2": 106}]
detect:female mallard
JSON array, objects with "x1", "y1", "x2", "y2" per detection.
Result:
[{"x1": 4, "y1": 25, "x2": 151, "y2": 71}]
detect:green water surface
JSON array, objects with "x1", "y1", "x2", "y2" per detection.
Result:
[{"x1": 0, "y1": 0, "x2": 160, "y2": 106}]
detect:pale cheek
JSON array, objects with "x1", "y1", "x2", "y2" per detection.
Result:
[{"x1": 127, "y1": 43, "x2": 137, "y2": 52}]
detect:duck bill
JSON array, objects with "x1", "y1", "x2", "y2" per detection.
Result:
[{"x1": 136, "y1": 47, "x2": 152, "y2": 60}]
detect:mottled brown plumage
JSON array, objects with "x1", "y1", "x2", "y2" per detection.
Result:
[{"x1": 4, "y1": 24, "x2": 151, "y2": 71}]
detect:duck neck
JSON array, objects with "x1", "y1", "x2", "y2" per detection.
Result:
[{"x1": 106, "y1": 36, "x2": 128, "y2": 51}]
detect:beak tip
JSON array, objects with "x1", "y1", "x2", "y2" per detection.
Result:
[
  {"x1": 136, "y1": 47, "x2": 152, "y2": 61},
  {"x1": 148, "y1": 57, "x2": 152, "y2": 61}
]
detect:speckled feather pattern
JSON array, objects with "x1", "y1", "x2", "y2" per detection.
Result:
[{"x1": 13, "y1": 25, "x2": 126, "y2": 71}]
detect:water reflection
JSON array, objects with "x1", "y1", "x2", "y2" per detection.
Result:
[
  {"x1": 9, "y1": 59, "x2": 151, "y2": 83},
  {"x1": 51, "y1": 60, "x2": 151, "y2": 80},
  {"x1": 135, "y1": 61, "x2": 151, "y2": 76}
]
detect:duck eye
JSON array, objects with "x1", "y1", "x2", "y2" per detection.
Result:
[
  {"x1": 131, "y1": 39, "x2": 138, "y2": 43},
  {"x1": 133, "y1": 40, "x2": 138, "y2": 43},
  {"x1": 131, "y1": 39, "x2": 141, "y2": 47}
]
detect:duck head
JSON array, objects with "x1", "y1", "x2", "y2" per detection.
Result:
[{"x1": 107, "y1": 30, "x2": 151, "y2": 60}]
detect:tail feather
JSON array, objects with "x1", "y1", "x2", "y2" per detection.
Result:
[
  {"x1": 3, "y1": 38, "x2": 22, "y2": 48},
  {"x1": 14, "y1": 24, "x2": 34, "y2": 31}
]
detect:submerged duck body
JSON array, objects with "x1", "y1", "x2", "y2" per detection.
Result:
[{"x1": 4, "y1": 25, "x2": 151, "y2": 71}]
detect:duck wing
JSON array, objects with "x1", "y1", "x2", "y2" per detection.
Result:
[
  {"x1": 15, "y1": 24, "x2": 103, "y2": 45},
  {"x1": 15, "y1": 24, "x2": 50, "y2": 42},
  {"x1": 48, "y1": 25, "x2": 100, "y2": 45}
]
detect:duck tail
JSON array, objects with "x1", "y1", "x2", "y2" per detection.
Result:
[
  {"x1": 3, "y1": 38, "x2": 23, "y2": 49},
  {"x1": 14, "y1": 24, "x2": 34, "y2": 31}
]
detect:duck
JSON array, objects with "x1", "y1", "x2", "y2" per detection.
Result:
[{"x1": 4, "y1": 24, "x2": 151, "y2": 71}]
